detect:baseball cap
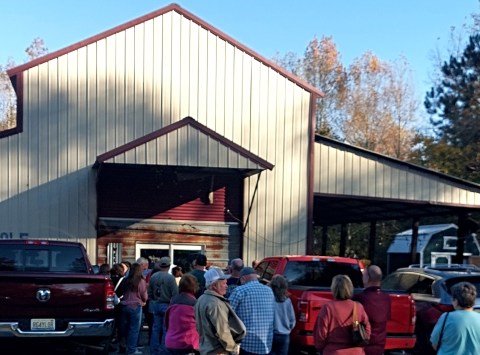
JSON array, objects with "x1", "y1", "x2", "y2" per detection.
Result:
[
  {"x1": 239, "y1": 267, "x2": 257, "y2": 277},
  {"x1": 159, "y1": 256, "x2": 171, "y2": 267},
  {"x1": 205, "y1": 267, "x2": 229, "y2": 286}
]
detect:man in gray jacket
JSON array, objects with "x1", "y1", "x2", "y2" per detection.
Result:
[
  {"x1": 148, "y1": 256, "x2": 178, "y2": 355},
  {"x1": 195, "y1": 267, "x2": 246, "y2": 355}
]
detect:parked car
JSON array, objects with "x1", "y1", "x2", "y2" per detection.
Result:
[
  {"x1": 255, "y1": 256, "x2": 416, "y2": 354},
  {"x1": 381, "y1": 264, "x2": 480, "y2": 354}
]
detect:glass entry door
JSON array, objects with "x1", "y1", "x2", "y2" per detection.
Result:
[{"x1": 136, "y1": 243, "x2": 203, "y2": 272}]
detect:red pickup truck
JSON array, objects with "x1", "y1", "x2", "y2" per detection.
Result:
[
  {"x1": 255, "y1": 255, "x2": 416, "y2": 354},
  {"x1": 0, "y1": 239, "x2": 116, "y2": 354}
]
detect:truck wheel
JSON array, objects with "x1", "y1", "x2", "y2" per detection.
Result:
[{"x1": 84, "y1": 337, "x2": 112, "y2": 355}]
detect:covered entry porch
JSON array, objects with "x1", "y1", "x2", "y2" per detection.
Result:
[{"x1": 92, "y1": 117, "x2": 273, "y2": 266}]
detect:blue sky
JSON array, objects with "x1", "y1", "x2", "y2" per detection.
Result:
[{"x1": 1, "y1": 0, "x2": 478, "y2": 98}]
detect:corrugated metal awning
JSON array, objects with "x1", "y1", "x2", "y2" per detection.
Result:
[
  {"x1": 313, "y1": 135, "x2": 480, "y2": 226},
  {"x1": 93, "y1": 116, "x2": 274, "y2": 177}
]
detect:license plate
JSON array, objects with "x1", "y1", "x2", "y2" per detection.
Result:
[{"x1": 31, "y1": 318, "x2": 55, "y2": 331}]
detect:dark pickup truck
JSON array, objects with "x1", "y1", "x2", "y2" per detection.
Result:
[
  {"x1": 0, "y1": 239, "x2": 116, "y2": 354},
  {"x1": 255, "y1": 255, "x2": 416, "y2": 354}
]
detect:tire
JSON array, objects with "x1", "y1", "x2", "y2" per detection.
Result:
[{"x1": 84, "y1": 337, "x2": 112, "y2": 355}]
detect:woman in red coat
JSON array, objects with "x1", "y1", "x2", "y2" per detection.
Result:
[{"x1": 314, "y1": 274, "x2": 371, "y2": 355}]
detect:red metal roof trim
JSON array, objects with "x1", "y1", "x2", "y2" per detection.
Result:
[
  {"x1": 94, "y1": 116, "x2": 274, "y2": 170},
  {"x1": 7, "y1": 3, "x2": 323, "y2": 98}
]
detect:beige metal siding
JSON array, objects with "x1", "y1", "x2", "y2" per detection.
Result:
[
  {"x1": 314, "y1": 142, "x2": 480, "y2": 205},
  {"x1": 0, "y1": 10, "x2": 311, "y2": 262}
]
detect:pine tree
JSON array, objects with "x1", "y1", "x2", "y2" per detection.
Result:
[{"x1": 424, "y1": 34, "x2": 480, "y2": 182}]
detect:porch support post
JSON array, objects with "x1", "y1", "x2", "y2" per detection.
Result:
[
  {"x1": 321, "y1": 225, "x2": 328, "y2": 255},
  {"x1": 368, "y1": 221, "x2": 377, "y2": 262},
  {"x1": 454, "y1": 213, "x2": 468, "y2": 265},
  {"x1": 339, "y1": 223, "x2": 347, "y2": 257},
  {"x1": 410, "y1": 218, "x2": 420, "y2": 265}
]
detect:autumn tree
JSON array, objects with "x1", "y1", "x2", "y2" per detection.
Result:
[
  {"x1": 25, "y1": 37, "x2": 48, "y2": 60},
  {"x1": 300, "y1": 36, "x2": 346, "y2": 137},
  {"x1": 274, "y1": 37, "x2": 418, "y2": 159},
  {"x1": 1, "y1": 38, "x2": 48, "y2": 132},
  {"x1": 0, "y1": 60, "x2": 17, "y2": 131},
  {"x1": 341, "y1": 53, "x2": 418, "y2": 159},
  {"x1": 273, "y1": 36, "x2": 346, "y2": 137}
]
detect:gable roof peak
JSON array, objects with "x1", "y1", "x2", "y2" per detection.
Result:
[{"x1": 7, "y1": 3, "x2": 322, "y2": 96}]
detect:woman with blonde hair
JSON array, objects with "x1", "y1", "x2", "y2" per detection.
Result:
[
  {"x1": 313, "y1": 274, "x2": 371, "y2": 355},
  {"x1": 269, "y1": 275, "x2": 296, "y2": 355}
]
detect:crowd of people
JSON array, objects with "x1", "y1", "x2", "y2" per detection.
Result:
[{"x1": 100, "y1": 255, "x2": 480, "y2": 355}]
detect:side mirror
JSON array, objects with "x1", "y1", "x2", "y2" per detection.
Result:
[{"x1": 91, "y1": 265, "x2": 100, "y2": 274}]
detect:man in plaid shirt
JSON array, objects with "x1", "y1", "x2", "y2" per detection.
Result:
[{"x1": 229, "y1": 267, "x2": 275, "y2": 355}]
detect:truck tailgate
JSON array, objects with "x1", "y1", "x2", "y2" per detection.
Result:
[{"x1": 0, "y1": 273, "x2": 110, "y2": 319}]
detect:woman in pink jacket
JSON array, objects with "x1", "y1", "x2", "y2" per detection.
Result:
[
  {"x1": 314, "y1": 274, "x2": 371, "y2": 355},
  {"x1": 165, "y1": 273, "x2": 200, "y2": 355}
]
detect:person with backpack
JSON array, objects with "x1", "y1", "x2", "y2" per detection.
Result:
[{"x1": 148, "y1": 256, "x2": 179, "y2": 355}]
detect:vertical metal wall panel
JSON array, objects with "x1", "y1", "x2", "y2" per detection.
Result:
[
  {"x1": 170, "y1": 13, "x2": 182, "y2": 125},
  {"x1": 368, "y1": 160, "x2": 377, "y2": 197},
  {"x1": 124, "y1": 28, "x2": 135, "y2": 162},
  {"x1": 335, "y1": 149, "x2": 344, "y2": 194},
  {"x1": 144, "y1": 19, "x2": 155, "y2": 137},
  {"x1": 162, "y1": 13, "x2": 173, "y2": 127},
  {"x1": 196, "y1": 23, "x2": 207, "y2": 125},
  {"x1": 352, "y1": 152, "x2": 361, "y2": 195},
  {"x1": 47, "y1": 60, "x2": 59, "y2": 235},
  {"x1": 344, "y1": 151, "x2": 353, "y2": 195},
  {"x1": 87, "y1": 43, "x2": 98, "y2": 161},
  {"x1": 259, "y1": 70, "x2": 278, "y2": 260},
  {"x1": 327, "y1": 147, "x2": 336, "y2": 194},
  {"x1": 106, "y1": 35, "x2": 116, "y2": 156},
  {"x1": 376, "y1": 161, "x2": 384, "y2": 197},
  {"x1": 179, "y1": 18, "x2": 190, "y2": 120},
  {"x1": 68, "y1": 51, "x2": 80, "y2": 235},
  {"x1": 134, "y1": 24, "x2": 145, "y2": 160},
  {"x1": 406, "y1": 171, "x2": 414, "y2": 200},
  {"x1": 188, "y1": 21, "x2": 199, "y2": 123},
  {"x1": 383, "y1": 162, "x2": 391, "y2": 198},
  {"x1": 282, "y1": 83, "x2": 295, "y2": 254},
  {"x1": 28, "y1": 66, "x2": 40, "y2": 233}
]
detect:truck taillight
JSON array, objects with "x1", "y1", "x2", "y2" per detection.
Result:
[
  {"x1": 105, "y1": 279, "x2": 116, "y2": 310},
  {"x1": 298, "y1": 300, "x2": 309, "y2": 322},
  {"x1": 25, "y1": 240, "x2": 49, "y2": 245},
  {"x1": 410, "y1": 297, "x2": 416, "y2": 326}
]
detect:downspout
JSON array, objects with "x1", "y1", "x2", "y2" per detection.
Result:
[{"x1": 243, "y1": 172, "x2": 262, "y2": 234}]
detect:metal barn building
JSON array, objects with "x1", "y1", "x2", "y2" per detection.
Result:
[
  {"x1": 3, "y1": 4, "x2": 480, "y2": 268},
  {"x1": 1, "y1": 4, "x2": 320, "y2": 267}
]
